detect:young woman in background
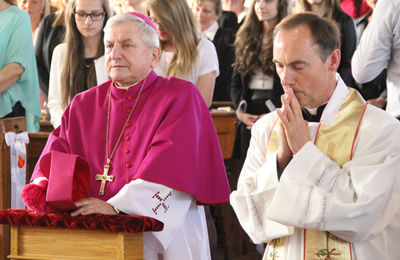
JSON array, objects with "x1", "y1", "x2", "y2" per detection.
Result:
[
  {"x1": 48, "y1": 0, "x2": 111, "y2": 127},
  {"x1": 148, "y1": 0, "x2": 219, "y2": 107}
]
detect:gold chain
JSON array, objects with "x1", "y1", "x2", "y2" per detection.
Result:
[{"x1": 105, "y1": 77, "x2": 147, "y2": 164}]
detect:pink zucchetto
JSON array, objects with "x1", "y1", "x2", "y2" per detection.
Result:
[{"x1": 128, "y1": 12, "x2": 157, "y2": 32}]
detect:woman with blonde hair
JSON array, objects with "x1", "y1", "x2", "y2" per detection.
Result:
[
  {"x1": 148, "y1": 0, "x2": 219, "y2": 107},
  {"x1": 17, "y1": 0, "x2": 51, "y2": 45},
  {"x1": 0, "y1": 0, "x2": 42, "y2": 131},
  {"x1": 296, "y1": 0, "x2": 357, "y2": 88},
  {"x1": 48, "y1": 0, "x2": 112, "y2": 127},
  {"x1": 231, "y1": 0, "x2": 287, "y2": 160}
]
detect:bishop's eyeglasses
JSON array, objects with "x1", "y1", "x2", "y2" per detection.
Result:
[{"x1": 73, "y1": 11, "x2": 105, "y2": 21}]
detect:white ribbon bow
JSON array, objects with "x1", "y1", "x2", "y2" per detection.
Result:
[{"x1": 5, "y1": 132, "x2": 29, "y2": 209}]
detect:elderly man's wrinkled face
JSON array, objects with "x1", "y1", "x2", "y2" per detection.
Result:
[
  {"x1": 273, "y1": 25, "x2": 340, "y2": 108},
  {"x1": 105, "y1": 22, "x2": 160, "y2": 87}
]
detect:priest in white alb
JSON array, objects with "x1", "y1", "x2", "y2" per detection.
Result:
[
  {"x1": 21, "y1": 12, "x2": 230, "y2": 260},
  {"x1": 230, "y1": 13, "x2": 400, "y2": 260}
]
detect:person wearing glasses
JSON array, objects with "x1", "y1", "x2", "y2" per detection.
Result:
[{"x1": 48, "y1": 0, "x2": 111, "y2": 128}]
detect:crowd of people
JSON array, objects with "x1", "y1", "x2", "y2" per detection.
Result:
[
  {"x1": 2, "y1": 0, "x2": 399, "y2": 259},
  {"x1": 0, "y1": 0, "x2": 389, "y2": 141}
]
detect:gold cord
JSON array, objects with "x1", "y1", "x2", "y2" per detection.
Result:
[{"x1": 105, "y1": 77, "x2": 147, "y2": 164}]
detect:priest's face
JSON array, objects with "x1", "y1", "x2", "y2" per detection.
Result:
[
  {"x1": 104, "y1": 22, "x2": 160, "y2": 87},
  {"x1": 273, "y1": 25, "x2": 340, "y2": 108}
]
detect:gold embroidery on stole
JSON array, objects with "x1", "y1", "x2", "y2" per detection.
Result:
[{"x1": 265, "y1": 88, "x2": 366, "y2": 260}]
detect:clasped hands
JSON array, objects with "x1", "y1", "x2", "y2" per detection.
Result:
[{"x1": 276, "y1": 87, "x2": 311, "y2": 171}]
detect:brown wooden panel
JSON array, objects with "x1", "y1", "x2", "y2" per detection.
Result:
[
  {"x1": 26, "y1": 132, "x2": 49, "y2": 182},
  {"x1": 0, "y1": 117, "x2": 27, "y2": 260},
  {"x1": 211, "y1": 111, "x2": 237, "y2": 159},
  {"x1": 39, "y1": 120, "x2": 54, "y2": 132},
  {"x1": 8, "y1": 225, "x2": 143, "y2": 260}
]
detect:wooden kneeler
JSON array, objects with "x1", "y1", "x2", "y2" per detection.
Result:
[
  {"x1": 0, "y1": 209, "x2": 163, "y2": 260},
  {"x1": 9, "y1": 225, "x2": 143, "y2": 260}
]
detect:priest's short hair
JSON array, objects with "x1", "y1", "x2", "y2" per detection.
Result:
[{"x1": 273, "y1": 12, "x2": 341, "y2": 63}]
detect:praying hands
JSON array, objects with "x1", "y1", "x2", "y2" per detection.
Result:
[{"x1": 276, "y1": 87, "x2": 311, "y2": 170}]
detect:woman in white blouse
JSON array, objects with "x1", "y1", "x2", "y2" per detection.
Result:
[
  {"x1": 231, "y1": 0, "x2": 288, "y2": 160},
  {"x1": 147, "y1": 0, "x2": 219, "y2": 107},
  {"x1": 48, "y1": 0, "x2": 111, "y2": 128}
]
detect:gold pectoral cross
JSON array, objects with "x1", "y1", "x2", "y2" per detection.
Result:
[{"x1": 95, "y1": 159, "x2": 114, "y2": 196}]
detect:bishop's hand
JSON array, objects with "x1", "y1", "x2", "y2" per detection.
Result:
[
  {"x1": 276, "y1": 87, "x2": 310, "y2": 155},
  {"x1": 71, "y1": 197, "x2": 117, "y2": 216}
]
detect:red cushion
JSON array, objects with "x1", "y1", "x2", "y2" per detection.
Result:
[{"x1": 0, "y1": 209, "x2": 163, "y2": 233}]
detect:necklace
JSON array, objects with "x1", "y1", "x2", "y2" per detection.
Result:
[
  {"x1": 95, "y1": 77, "x2": 147, "y2": 196},
  {"x1": 84, "y1": 58, "x2": 94, "y2": 68}
]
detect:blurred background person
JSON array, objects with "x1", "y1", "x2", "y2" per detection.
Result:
[
  {"x1": 352, "y1": 0, "x2": 386, "y2": 109},
  {"x1": 121, "y1": 0, "x2": 146, "y2": 13},
  {"x1": 48, "y1": 0, "x2": 111, "y2": 128},
  {"x1": 296, "y1": 0, "x2": 357, "y2": 88},
  {"x1": 193, "y1": 0, "x2": 235, "y2": 101},
  {"x1": 17, "y1": 0, "x2": 51, "y2": 45},
  {"x1": 110, "y1": 0, "x2": 123, "y2": 13},
  {"x1": 35, "y1": 0, "x2": 67, "y2": 120},
  {"x1": 111, "y1": 0, "x2": 146, "y2": 14},
  {"x1": 231, "y1": 0, "x2": 287, "y2": 160},
  {"x1": 148, "y1": 0, "x2": 219, "y2": 107},
  {"x1": 222, "y1": 0, "x2": 247, "y2": 23},
  {"x1": 0, "y1": 0, "x2": 42, "y2": 131},
  {"x1": 352, "y1": 0, "x2": 398, "y2": 115},
  {"x1": 354, "y1": 0, "x2": 375, "y2": 41},
  {"x1": 340, "y1": 0, "x2": 370, "y2": 19}
]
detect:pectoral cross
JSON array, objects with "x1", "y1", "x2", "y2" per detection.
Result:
[{"x1": 95, "y1": 159, "x2": 114, "y2": 196}]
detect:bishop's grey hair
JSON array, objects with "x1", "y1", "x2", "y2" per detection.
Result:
[{"x1": 103, "y1": 13, "x2": 160, "y2": 49}]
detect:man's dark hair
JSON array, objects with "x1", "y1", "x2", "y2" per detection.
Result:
[{"x1": 273, "y1": 12, "x2": 341, "y2": 62}]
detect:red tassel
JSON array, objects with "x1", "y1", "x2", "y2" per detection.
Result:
[{"x1": 21, "y1": 181, "x2": 55, "y2": 213}]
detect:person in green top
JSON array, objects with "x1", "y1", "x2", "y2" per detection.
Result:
[{"x1": 0, "y1": 0, "x2": 41, "y2": 132}]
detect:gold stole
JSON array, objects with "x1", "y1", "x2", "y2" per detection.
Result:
[{"x1": 264, "y1": 88, "x2": 367, "y2": 260}]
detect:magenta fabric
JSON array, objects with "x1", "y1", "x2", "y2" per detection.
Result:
[
  {"x1": 45, "y1": 151, "x2": 90, "y2": 210},
  {"x1": 30, "y1": 71, "x2": 230, "y2": 205},
  {"x1": 0, "y1": 209, "x2": 163, "y2": 233},
  {"x1": 340, "y1": 0, "x2": 371, "y2": 18},
  {"x1": 128, "y1": 11, "x2": 157, "y2": 31}
]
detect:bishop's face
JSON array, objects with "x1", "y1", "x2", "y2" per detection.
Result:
[{"x1": 104, "y1": 22, "x2": 160, "y2": 87}]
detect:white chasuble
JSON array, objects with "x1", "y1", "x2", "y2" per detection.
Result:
[{"x1": 230, "y1": 75, "x2": 400, "y2": 260}]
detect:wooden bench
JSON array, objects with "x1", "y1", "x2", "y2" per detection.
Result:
[
  {"x1": 211, "y1": 102, "x2": 237, "y2": 159},
  {"x1": 0, "y1": 209, "x2": 163, "y2": 260},
  {"x1": 0, "y1": 117, "x2": 50, "y2": 260}
]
